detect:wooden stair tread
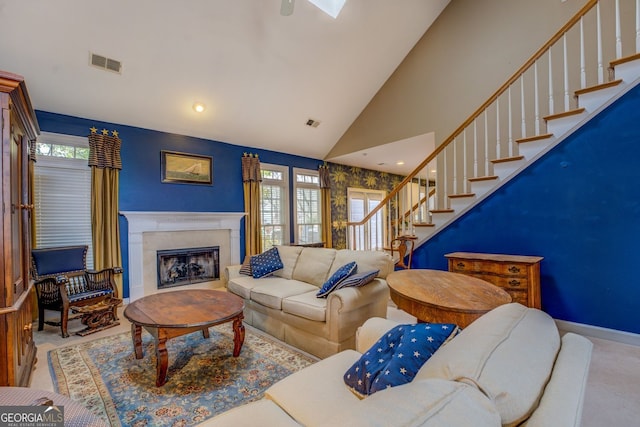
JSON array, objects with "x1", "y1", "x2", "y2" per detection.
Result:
[
  {"x1": 431, "y1": 209, "x2": 454, "y2": 214},
  {"x1": 448, "y1": 193, "x2": 475, "y2": 199},
  {"x1": 575, "y1": 79, "x2": 623, "y2": 96},
  {"x1": 468, "y1": 175, "x2": 498, "y2": 182},
  {"x1": 543, "y1": 108, "x2": 585, "y2": 121},
  {"x1": 516, "y1": 133, "x2": 553, "y2": 143},
  {"x1": 413, "y1": 223, "x2": 435, "y2": 227},
  {"x1": 610, "y1": 53, "x2": 640, "y2": 67},
  {"x1": 491, "y1": 155, "x2": 524, "y2": 164}
]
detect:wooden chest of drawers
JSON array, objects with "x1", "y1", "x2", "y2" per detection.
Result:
[{"x1": 445, "y1": 252, "x2": 543, "y2": 309}]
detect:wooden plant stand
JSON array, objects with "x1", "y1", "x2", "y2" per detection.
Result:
[{"x1": 70, "y1": 298, "x2": 122, "y2": 336}]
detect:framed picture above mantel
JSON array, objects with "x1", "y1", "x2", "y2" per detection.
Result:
[{"x1": 161, "y1": 150, "x2": 213, "y2": 185}]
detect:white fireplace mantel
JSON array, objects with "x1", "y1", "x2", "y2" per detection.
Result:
[{"x1": 121, "y1": 211, "x2": 246, "y2": 301}]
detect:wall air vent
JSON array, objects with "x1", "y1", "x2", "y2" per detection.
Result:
[
  {"x1": 89, "y1": 52, "x2": 122, "y2": 74},
  {"x1": 306, "y1": 118, "x2": 321, "y2": 128}
]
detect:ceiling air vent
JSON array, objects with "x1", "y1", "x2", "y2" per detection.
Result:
[
  {"x1": 89, "y1": 52, "x2": 122, "y2": 74},
  {"x1": 306, "y1": 118, "x2": 321, "y2": 128}
]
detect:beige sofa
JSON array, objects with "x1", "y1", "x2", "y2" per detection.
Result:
[
  {"x1": 224, "y1": 245, "x2": 394, "y2": 359},
  {"x1": 200, "y1": 303, "x2": 593, "y2": 427}
]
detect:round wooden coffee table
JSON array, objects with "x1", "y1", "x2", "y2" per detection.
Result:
[
  {"x1": 123, "y1": 289, "x2": 245, "y2": 386},
  {"x1": 387, "y1": 269, "x2": 512, "y2": 327}
]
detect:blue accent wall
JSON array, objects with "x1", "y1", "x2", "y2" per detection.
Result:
[
  {"x1": 36, "y1": 111, "x2": 322, "y2": 298},
  {"x1": 412, "y1": 83, "x2": 640, "y2": 334}
]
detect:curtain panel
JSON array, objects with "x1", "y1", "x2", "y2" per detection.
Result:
[
  {"x1": 319, "y1": 164, "x2": 332, "y2": 248},
  {"x1": 88, "y1": 129, "x2": 123, "y2": 296},
  {"x1": 242, "y1": 153, "x2": 262, "y2": 257}
]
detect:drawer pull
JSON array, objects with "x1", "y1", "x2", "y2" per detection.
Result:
[
  {"x1": 456, "y1": 262, "x2": 466, "y2": 268},
  {"x1": 508, "y1": 266, "x2": 521, "y2": 273},
  {"x1": 509, "y1": 280, "x2": 521, "y2": 286}
]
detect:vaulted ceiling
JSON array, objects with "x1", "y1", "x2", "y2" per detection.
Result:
[{"x1": 0, "y1": 0, "x2": 449, "y2": 173}]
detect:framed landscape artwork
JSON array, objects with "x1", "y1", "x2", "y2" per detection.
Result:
[{"x1": 161, "y1": 151, "x2": 213, "y2": 185}]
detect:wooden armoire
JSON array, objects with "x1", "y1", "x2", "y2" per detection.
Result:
[{"x1": 0, "y1": 70, "x2": 39, "y2": 386}]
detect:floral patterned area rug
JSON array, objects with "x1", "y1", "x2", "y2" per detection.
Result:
[{"x1": 48, "y1": 323, "x2": 317, "y2": 426}]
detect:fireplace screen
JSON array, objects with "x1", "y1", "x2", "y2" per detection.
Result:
[{"x1": 157, "y1": 246, "x2": 219, "y2": 289}]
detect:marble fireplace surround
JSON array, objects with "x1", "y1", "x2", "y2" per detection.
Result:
[{"x1": 121, "y1": 211, "x2": 245, "y2": 302}]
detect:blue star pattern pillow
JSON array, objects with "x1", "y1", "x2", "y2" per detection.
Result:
[
  {"x1": 336, "y1": 269, "x2": 379, "y2": 290},
  {"x1": 344, "y1": 323, "x2": 460, "y2": 397},
  {"x1": 316, "y1": 261, "x2": 357, "y2": 298},
  {"x1": 250, "y1": 247, "x2": 284, "y2": 278}
]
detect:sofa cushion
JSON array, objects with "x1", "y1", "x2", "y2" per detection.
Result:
[
  {"x1": 415, "y1": 303, "x2": 561, "y2": 427},
  {"x1": 251, "y1": 247, "x2": 284, "y2": 278},
  {"x1": 331, "y1": 249, "x2": 394, "y2": 279},
  {"x1": 344, "y1": 323, "x2": 459, "y2": 397},
  {"x1": 273, "y1": 245, "x2": 303, "y2": 279},
  {"x1": 227, "y1": 275, "x2": 276, "y2": 299},
  {"x1": 251, "y1": 280, "x2": 318, "y2": 310},
  {"x1": 336, "y1": 269, "x2": 379, "y2": 290},
  {"x1": 291, "y1": 248, "x2": 337, "y2": 287},
  {"x1": 316, "y1": 261, "x2": 357, "y2": 298},
  {"x1": 266, "y1": 350, "x2": 362, "y2": 426},
  {"x1": 320, "y1": 379, "x2": 501, "y2": 427},
  {"x1": 282, "y1": 290, "x2": 327, "y2": 322}
]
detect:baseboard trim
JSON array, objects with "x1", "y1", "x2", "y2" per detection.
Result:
[{"x1": 555, "y1": 319, "x2": 640, "y2": 347}]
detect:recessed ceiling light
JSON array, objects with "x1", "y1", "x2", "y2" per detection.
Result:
[
  {"x1": 193, "y1": 103, "x2": 206, "y2": 113},
  {"x1": 396, "y1": 161, "x2": 405, "y2": 165}
]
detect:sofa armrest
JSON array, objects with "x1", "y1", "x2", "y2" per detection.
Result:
[
  {"x1": 224, "y1": 265, "x2": 243, "y2": 287},
  {"x1": 355, "y1": 317, "x2": 400, "y2": 353},
  {"x1": 325, "y1": 278, "x2": 390, "y2": 343},
  {"x1": 524, "y1": 333, "x2": 593, "y2": 427},
  {"x1": 326, "y1": 278, "x2": 389, "y2": 314}
]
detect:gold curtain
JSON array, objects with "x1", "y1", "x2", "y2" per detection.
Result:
[
  {"x1": 88, "y1": 128, "x2": 123, "y2": 296},
  {"x1": 319, "y1": 163, "x2": 332, "y2": 248},
  {"x1": 242, "y1": 153, "x2": 262, "y2": 256}
]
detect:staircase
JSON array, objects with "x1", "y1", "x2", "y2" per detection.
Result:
[{"x1": 347, "y1": 0, "x2": 640, "y2": 257}]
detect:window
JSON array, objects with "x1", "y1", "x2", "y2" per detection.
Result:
[
  {"x1": 293, "y1": 168, "x2": 321, "y2": 244},
  {"x1": 347, "y1": 188, "x2": 386, "y2": 250},
  {"x1": 260, "y1": 164, "x2": 289, "y2": 249},
  {"x1": 34, "y1": 132, "x2": 93, "y2": 268}
]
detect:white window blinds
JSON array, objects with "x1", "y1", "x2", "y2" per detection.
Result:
[{"x1": 34, "y1": 133, "x2": 93, "y2": 268}]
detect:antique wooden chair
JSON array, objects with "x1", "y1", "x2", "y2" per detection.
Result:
[
  {"x1": 30, "y1": 245, "x2": 122, "y2": 337},
  {"x1": 388, "y1": 235, "x2": 417, "y2": 269}
]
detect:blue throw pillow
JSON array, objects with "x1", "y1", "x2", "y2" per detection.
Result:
[
  {"x1": 250, "y1": 247, "x2": 284, "y2": 278},
  {"x1": 344, "y1": 323, "x2": 460, "y2": 397},
  {"x1": 336, "y1": 269, "x2": 379, "y2": 290},
  {"x1": 316, "y1": 261, "x2": 357, "y2": 298}
]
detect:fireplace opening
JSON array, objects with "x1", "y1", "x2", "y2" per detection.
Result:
[{"x1": 157, "y1": 246, "x2": 219, "y2": 289}]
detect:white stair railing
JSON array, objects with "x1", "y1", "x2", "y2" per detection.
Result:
[{"x1": 347, "y1": 0, "x2": 640, "y2": 252}]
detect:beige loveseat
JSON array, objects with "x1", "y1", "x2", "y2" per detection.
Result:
[
  {"x1": 224, "y1": 245, "x2": 394, "y2": 359},
  {"x1": 200, "y1": 303, "x2": 593, "y2": 427}
]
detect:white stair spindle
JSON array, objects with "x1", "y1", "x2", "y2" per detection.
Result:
[
  {"x1": 473, "y1": 120, "x2": 478, "y2": 179},
  {"x1": 520, "y1": 75, "x2": 527, "y2": 138},
  {"x1": 548, "y1": 49, "x2": 555, "y2": 116},
  {"x1": 463, "y1": 130, "x2": 468, "y2": 194},
  {"x1": 508, "y1": 86, "x2": 514, "y2": 157},
  {"x1": 451, "y1": 138, "x2": 456, "y2": 197},
  {"x1": 484, "y1": 110, "x2": 489, "y2": 175},
  {"x1": 580, "y1": 17, "x2": 586, "y2": 88},
  {"x1": 564, "y1": 34, "x2": 570, "y2": 109},
  {"x1": 496, "y1": 98, "x2": 501, "y2": 162},
  {"x1": 615, "y1": 0, "x2": 622, "y2": 59},
  {"x1": 636, "y1": 0, "x2": 640, "y2": 53},
  {"x1": 597, "y1": 1, "x2": 604, "y2": 84},
  {"x1": 534, "y1": 61, "x2": 540, "y2": 135}
]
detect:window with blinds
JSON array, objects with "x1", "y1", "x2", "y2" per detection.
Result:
[
  {"x1": 34, "y1": 132, "x2": 93, "y2": 268},
  {"x1": 293, "y1": 168, "x2": 321, "y2": 244},
  {"x1": 260, "y1": 163, "x2": 289, "y2": 249}
]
